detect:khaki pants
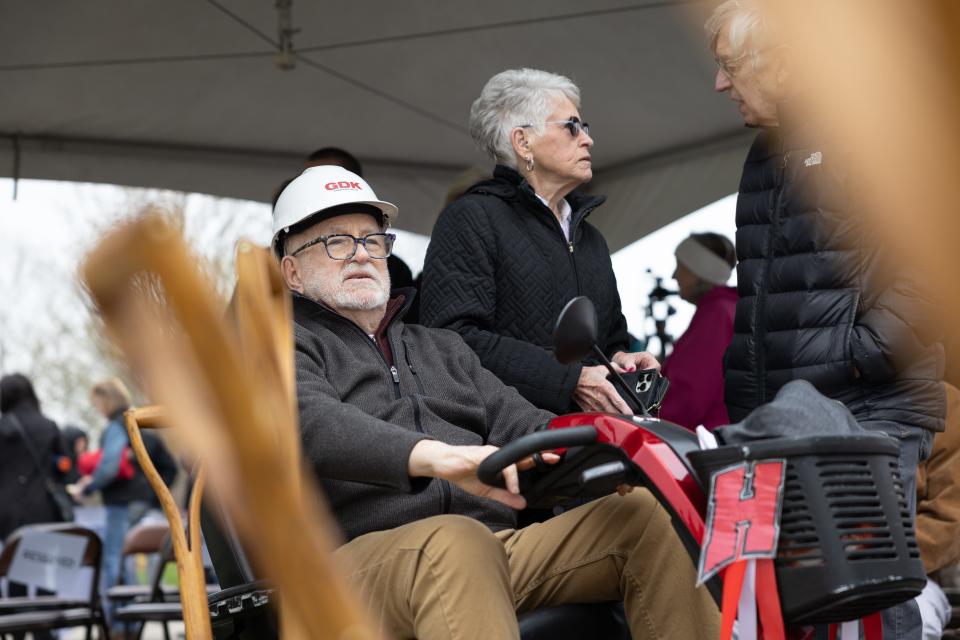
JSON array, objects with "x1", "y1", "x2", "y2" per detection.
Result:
[{"x1": 334, "y1": 490, "x2": 719, "y2": 639}]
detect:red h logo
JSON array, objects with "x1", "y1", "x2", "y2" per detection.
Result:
[{"x1": 697, "y1": 460, "x2": 786, "y2": 584}]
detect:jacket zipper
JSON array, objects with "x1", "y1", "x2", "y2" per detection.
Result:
[
  {"x1": 479, "y1": 180, "x2": 596, "y2": 299},
  {"x1": 389, "y1": 365, "x2": 401, "y2": 399},
  {"x1": 336, "y1": 319, "x2": 401, "y2": 400},
  {"x1": 402, "y1": 340, "x2": 451, "y2": 513},
  {"x1": 348, "y1": 319, "x2": 449, "y2": 510},
  {"x1": 754, "y1": 151, "x2": 791, "y2": 407},
  {"x1": 309, "y1": 301, "x2": 453, "y2": 506},
  {"x1": 531, "y1": 195, "x2": 592, "y2": 297},
  {"x1": 567, "y1": 240, "x2": 581, "y2": 295}
]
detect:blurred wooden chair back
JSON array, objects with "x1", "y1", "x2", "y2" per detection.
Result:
[
  {"x1": 82, "y1": 219, "x2": 378, "y2": 639},
  {"x1": 123, "y1": 405, "x2": 211, "y2": 638}
]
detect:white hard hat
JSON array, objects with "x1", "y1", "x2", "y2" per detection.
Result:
[{"x1": 272, "y1": 165, "x2": 399, "y2": 255}]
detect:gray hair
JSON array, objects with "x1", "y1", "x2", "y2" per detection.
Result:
[
  {"x1": 705, "y1": 0, "x2": 769, "y2": 67},
  {"x1": 469, "y1": 68, "x2": 581, "y2": 167}
]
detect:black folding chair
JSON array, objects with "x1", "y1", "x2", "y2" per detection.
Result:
[
  {"x1": 111, "y1": 527, "x2": 177, "y2": 640},
  {"x1": 114, "y1": 517, "x2": 219, "y2": 639},
  {"x1": 0, "y1": 522, "x2": 109, "y2": 639},
  {"x1": 107, "y1": 522, "x2": 174, "y2": 606}
]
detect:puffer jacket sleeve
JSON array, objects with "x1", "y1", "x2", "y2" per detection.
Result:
[
  {"x1": 851, "y1": 268, "x2": 942, "y2": 383},
  {"x1": 421, "y1": 198, "x2": 582, "y2": 413},
  {"x1": 296, "y1": 329, "x2": 431, "y2": 492}
]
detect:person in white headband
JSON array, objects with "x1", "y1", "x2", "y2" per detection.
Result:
[
  {"x1": 659, "y1": 233, "x2": 739, "y2": 431},
  {"x1": 673, "y1": 234, "x2": 735, "y2": 304}
]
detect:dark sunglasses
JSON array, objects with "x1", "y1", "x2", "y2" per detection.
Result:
[{"x1": 518, "y1": 116, "x2": 590, "y2": 138}]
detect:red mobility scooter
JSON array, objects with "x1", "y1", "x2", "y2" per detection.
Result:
[
  {"x1": 201, "y1": 297, "x2": 924, "y2": 639},
  {"x1": 478, "y1": 297, "x2": 926, "y2": 632}
]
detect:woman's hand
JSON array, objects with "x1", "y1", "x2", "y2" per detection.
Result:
[
  {"x1": 408, "y1": 440, "x2": 559, "y2": 510},
  {"x1": 573, "y1": 364, "x2": 632, "y2": 414},
  {"x1": 66, "y1": 476, "x2": 92, "y2": 500},
  {"x1": 611, "y1": 351, "x2": 660, "y2": 373}
]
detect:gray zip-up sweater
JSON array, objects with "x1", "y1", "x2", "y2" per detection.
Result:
[{"x1": 293, "y1": 292, "x2": 556, "y2": 542}]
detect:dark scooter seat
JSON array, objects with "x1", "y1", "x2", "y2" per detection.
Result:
[{"x1": 519, "y1": 602, "x2": 630, "y2": 639}]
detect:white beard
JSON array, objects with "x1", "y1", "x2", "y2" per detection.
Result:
[{"x1": 304, "y1": 262, "x2": 391, "y2": 311}]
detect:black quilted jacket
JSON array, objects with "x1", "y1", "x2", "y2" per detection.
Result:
[
  {"x1": 726, "y1": 123, "x2": 945, "y2": 431},
  {"x1": 420, "y1": 165, "x2": 630, "y2": 414}
]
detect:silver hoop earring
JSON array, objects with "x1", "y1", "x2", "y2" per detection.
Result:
[{"x1": 525, "y1": 156, "x2": 534, "y2": 172}]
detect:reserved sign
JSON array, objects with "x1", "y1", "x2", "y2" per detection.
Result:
[{"x1": 8, "y1": 530, "x2": 90, "y2": 595}]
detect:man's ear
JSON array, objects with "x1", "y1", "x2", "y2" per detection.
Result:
[{"x1": 280, "y1": 255, "x2": 305, "y2": 294}]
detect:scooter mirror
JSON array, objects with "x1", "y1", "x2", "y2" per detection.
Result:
[{"x1": 553, "y1": 296, "x2": 599, "y2": 364}]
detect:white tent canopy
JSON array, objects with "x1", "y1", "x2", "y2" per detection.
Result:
[{"x1": 0, "y1": 0, "x2": 751, "y2": 250}]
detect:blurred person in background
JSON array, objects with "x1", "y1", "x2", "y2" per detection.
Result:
[
  {"x1": 0, "y1": 373, "x2": 68, "y2": 640},
  {"x1": 421, "y1": 68, "x2": 657, "y2": 415},
  {"x1": 127, "y1": 430, "x2": 178, "y2": 520},
  {"x1": 0, "y1": 373, "x2": 69, "y2": 539},
  {"x1": 121, "y1": 429, "x2": 178, "y2": 589},
  {"x1": 658, "y1": 233, "x2": 738, "y2": 430},
  {"x1": 61, "y1": 424, "x2": 88, "y2": 485},
  {"x1": 69, "y1": 377, "x2": 141, "y2": 633},
  {"x1": 707, "y1": 2, "x2": 945, "y2": 637},
  {"x1": 304, "y1": 146, "x2": 363, "y2": 174}
]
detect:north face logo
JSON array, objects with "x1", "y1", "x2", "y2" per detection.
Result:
[
  {"x1": 635, "y1": 373, "x2": 653, "y2": 394},
  {"x1": 325, "y1": 181, "x2": 362, "y2": 191}
]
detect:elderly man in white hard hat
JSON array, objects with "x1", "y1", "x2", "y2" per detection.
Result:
[{"x1": 272, "y1": 165, "x2": 719, "y2": 639}]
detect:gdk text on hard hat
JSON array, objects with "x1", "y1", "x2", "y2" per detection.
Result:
[{"x1": 271, "y1": 165, "x2": 399, "y2": 247}]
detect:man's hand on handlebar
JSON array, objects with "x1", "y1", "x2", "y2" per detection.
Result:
[
  {"x1": 574, "y1": 364, "x2": 632, "y2": 414},
  {"x1": 407, "y1": 440, "x2": 560, "y2": 510}
]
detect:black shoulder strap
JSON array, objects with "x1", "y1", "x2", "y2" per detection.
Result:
[{"x1": 7, "y1": 413, "x2": 50, "y2": 480}]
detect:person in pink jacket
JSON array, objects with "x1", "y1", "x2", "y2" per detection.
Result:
[{"x1": 659, "y1": 233, "x2": 738, "y2": 430}]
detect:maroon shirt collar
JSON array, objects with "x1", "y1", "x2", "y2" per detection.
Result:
[
  {"x1": 372, "y1": 295, "x2": 406, "y2": 366},
  {"x1": 293, "y1": 290, "x2": 414, "y2": 366}
]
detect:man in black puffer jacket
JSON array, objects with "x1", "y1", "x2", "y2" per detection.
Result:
[
  {"x1": 725, "y1": 126, "x2": 944, "y2": 432},
  {"x1": 709, "y1": 3, "x2": 945, "y2": 432},
  {"x1": 708, "y1": 2, "x2": 944, "y2": 638}
]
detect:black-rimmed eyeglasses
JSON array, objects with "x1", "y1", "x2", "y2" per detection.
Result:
[
  {"x1": 289, "y1": 233, "x2": 396, "y2": 260},
  {"x1": 518, "y1": 116, "x2": 590, "y2": 138}
]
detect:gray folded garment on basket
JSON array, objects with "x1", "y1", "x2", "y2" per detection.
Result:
[{"x1": 715, "y1": 379, "x2": 874, "y2": 445}]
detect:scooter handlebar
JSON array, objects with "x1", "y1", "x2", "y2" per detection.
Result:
[{"x1": 477, "y1": 426, "x2": 599, "y2": 486}]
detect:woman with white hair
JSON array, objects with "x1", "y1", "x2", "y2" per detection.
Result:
[
  {"x1": 658, "y1": 233, "x2": 738, "y2": 430},
  {"x1": 421, "y1": 68, "x2": 657, "y2": 416}
]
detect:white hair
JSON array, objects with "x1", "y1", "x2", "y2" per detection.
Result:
[
  {"x1": 705, "y1": 0, "x2": 769, "y2": 67},
  {"x1": 469, "y1": 68, "x2": 581, "y2": 167}
]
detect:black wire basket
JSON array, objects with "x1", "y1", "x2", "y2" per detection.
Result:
[
  {"x1": 209, "y1": 582, "x2": 278, "y2": 640},
  {"x1": 688, "y1": 435, "x2": 925, "y2": 625}
]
